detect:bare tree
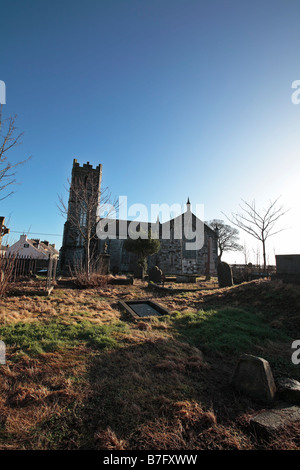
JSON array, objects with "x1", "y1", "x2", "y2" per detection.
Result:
[
  {"x1": 241, "y1": 240, "x2": 250, "y2": 265},
  {"x1": 207, "y1": 219, "x2": 242, "y2": 262},
  {"x1": 225, "y1": 197, "x2": 288, "y2": 272},
  {"x1": 58, "y1": 174, "x2": 118, "y2": 279},
  {"x1": 0, "y1": 105, "x2": 30, "y2": 200}
]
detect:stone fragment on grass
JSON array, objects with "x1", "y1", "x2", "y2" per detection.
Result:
[
  {"x1": 276, "y1": 378, "x2": 300, "y2": 405},
  {"x1": 232, "y1": 354, "x2": 277, "y2": 402},
  {"x1": 250, "y1": 404, "x2": 300, "y2": 435}
]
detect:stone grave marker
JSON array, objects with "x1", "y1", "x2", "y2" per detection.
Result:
[
  {"x1": 232, "y1": 354, "x2": 277, "y2": 402},
  {"x1": 217, "y1": 261, "x2": 233, "y2": 287},
  {"x1": 148, "y1": 266, "x2": 163, "y2": 284}
]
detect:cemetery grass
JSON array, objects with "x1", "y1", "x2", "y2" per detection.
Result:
[{"x1": 0, "y1": 277, "x2": 299, "y2": 450}]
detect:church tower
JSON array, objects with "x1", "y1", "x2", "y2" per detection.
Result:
[{"x1": 60, "y1": 159, "x2": 102, "y2": 272}]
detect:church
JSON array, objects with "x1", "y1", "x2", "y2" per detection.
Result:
[{"x1": 60, "y1": 159, "x2": 218, "y2": 276}]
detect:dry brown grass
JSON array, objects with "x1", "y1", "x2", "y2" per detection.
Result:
[
  {"x1": 0, "y1": 276, "x2": 299, "y2": 450},
  {"x1": 0, "y1": 348, "x2": 88, "y2": 449}
]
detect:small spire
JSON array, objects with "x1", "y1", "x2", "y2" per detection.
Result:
[{"x1": 186, "y1": 197, "x2": 191, "y2": 213}]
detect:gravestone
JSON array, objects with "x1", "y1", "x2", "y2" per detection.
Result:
[
  {"x1": 276, "y1": 255, "x2": 300, "y2": 274},
  {"x1": 232, "y1": 354, "x2": 276, "y2": 402},
  {"x1": 99, "y1": 254, "x2": 110, "y2": 274},
  {"x1": 148, "y1": 266, "x2": 163, "y2": 284},
  {"x1": 134, "y1": 264, "x2": 144, "y2": 279},
  {"x1": 274, "y1": 254, "x2": 300, "y2": 284},
  {"x1": 217, "y1": 261, "x2": 233, "y2": 287}
]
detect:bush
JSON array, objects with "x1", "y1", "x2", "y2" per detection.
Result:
[
  {"x1": 70, "y1": 255, "x2": 112, "y2": 288},
  {"x1": 74, "y1": 272, "x2": 111, "y2": 288}
]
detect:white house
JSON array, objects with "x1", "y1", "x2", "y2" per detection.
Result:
[{"x1": 7, "y1": 235, "x2": 59, "y2": 259}]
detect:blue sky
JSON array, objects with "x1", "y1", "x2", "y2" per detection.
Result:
[{"x1": 1, "y1": 0, "x2": 300, "y2": 264}]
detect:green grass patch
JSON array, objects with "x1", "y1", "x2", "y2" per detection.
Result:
[
  {"x1": 167, "y1": 307, "x2": 290, "y2": 354},
  {"x1": 51, "y1": 289, "x2": 66, "y2": 298},
  {"x1": 0, "y1": 320, "x2": 127, "y2": 357},
  {"x1": 70, "y1": 311, "x2": 91, "y2": 318}
]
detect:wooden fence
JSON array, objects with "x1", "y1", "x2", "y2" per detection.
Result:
[
  {"x1": 46, "y1": 256, "x2": 58, "y2": 291},
  {"x1": 230, "y1": 263, "x2": 276, "y2": 283},
  {"x1": 0, "y1": 254, "x2": 58, "y2": 288}
]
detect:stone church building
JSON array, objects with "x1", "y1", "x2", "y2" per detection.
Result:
[{"x1": 60, "y1": 159, "x2": 218, "y2": 276}]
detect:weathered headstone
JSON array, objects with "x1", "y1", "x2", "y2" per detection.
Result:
[
  {"x1": 148, "y1": 266, "x2": 163, "y2": 284},
  {"x1": 274, "y1": 254, "x2": 300, "y2": 284},
  {"x1": 232, "y1": 354, "x2": 277, "y2": 402},
  {"x1": 217, "y1": 261, "x2": 233, "y2": 287}
]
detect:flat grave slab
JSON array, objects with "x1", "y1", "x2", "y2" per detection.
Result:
[{"x1": 118, "y1": 299, "x2": 169, "y2": 319}]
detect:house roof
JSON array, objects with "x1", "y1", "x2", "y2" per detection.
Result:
[
  {"x1": 38, "y1": 241, "x2": 59, "y2": 257},
  {"x1": 9, "y1": 235, "x2": 59, "y2": 257},
  {"x1": 98, "y1": 201, "x2": 217, "y2": 239}
]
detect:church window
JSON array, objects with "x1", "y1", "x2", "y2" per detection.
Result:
[{"x1": 79, "y1": 205, "x2": 87, "y2": 227}]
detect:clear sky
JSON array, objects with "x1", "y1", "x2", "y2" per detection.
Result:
[{"x1": 1, "y1": 0, "x2": 300, "y2": 264}]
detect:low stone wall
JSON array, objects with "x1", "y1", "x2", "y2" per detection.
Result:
[{"x1": 175, "y1": 274, "x2": 198, "y2": 283}]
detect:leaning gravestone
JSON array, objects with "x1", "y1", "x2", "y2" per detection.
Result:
[
  {"x1": 148, "y1": 266, "x2": 163, "y2": 284},
  {"x1": 217, "y1": 261, "x2": 233, "y2": 287},
  {"x1": 232, "y1": 354, "x2": 277, "y2": 402}
]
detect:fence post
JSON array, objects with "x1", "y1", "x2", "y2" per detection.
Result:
[
  {"x1": 53, "y1": 258, "x2": 57, "y2": 282},
  {"x1": 47, "y1": 256, "x2": 53, "y2": 291}
]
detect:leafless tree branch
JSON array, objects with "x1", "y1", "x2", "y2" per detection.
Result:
[
  {"x1": 223, "y1": 197, "x2": 289, "y2": 271},
  {"x1": 0, "y1": 105, "x2": 31, "y2": 200},
  {"x1": 207, "y1": 219, "x2": 242, "y2": 261}
]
